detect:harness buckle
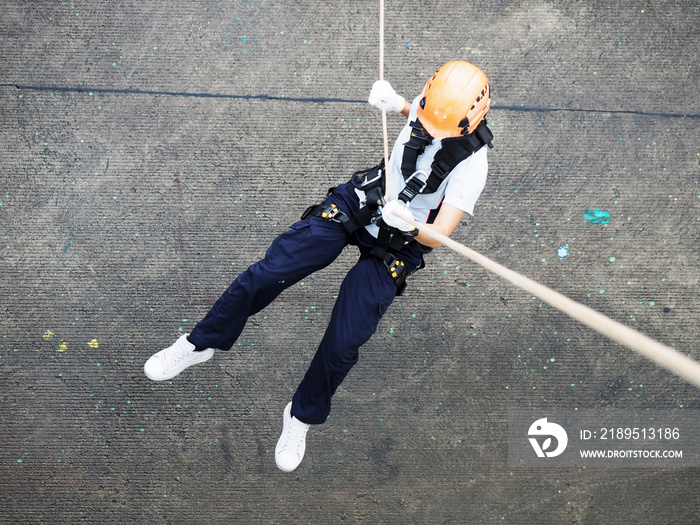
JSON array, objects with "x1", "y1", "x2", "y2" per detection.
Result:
[
  {"x1": 405, "y1": 169, "x2": 429, "y2": 192},
  {"x1": 351, "y1": 161, "x2": 385, "y2": 190},
  {"x1": 404, "y1": 139, "x2": 423, "y2": 151},
  {"x1": 370, "y1": 213, "x2": 382, "y2": 225},
  {"x1": 399, "y1": 169, "x2": 429, "y2": 203},
  {"x1": 364, "y1": 168, "x2": 383, "y2": 187},
  {"x1": 318, "y1": 203, "x2": 342, "y2": 222},
  {"x1": 382, "y1": 253, "x2": 409, "y2": 296},
  {"x1": 386, "y1": 258, "x2": 405, "y2": 279}
]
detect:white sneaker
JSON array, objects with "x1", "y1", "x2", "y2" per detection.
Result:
[
  {"x1": 275, "y1": 402, "x2": 310, "y2": 472},
  {"x1": 144, "y1": 333, "x2": 214, "y2": 381}
]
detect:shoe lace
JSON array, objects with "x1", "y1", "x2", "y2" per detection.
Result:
[
  {"x1": 282, "y1": 418, "x2": 309, "y2": 454},
  {"x1": 160, "y1": 343, "x2": 192, "y2": 368}
]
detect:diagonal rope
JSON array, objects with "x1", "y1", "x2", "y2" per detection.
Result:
[
  {"x1": 375, "y1": 1, "x2": 699, "y2": 387},
  {"x1": 392, "y1": 207, "x2": 700, "y2": 389}
]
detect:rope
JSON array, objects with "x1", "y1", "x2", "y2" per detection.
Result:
[
  {"x1": 392, "y1": 207, "x2": 700, "y2": 389},
  {"x1": 379, "y1": 0, "x2": 391, "y2": 199},
  {"x1": 373, "y1": 1, "x2": 699, "y2": 387}
]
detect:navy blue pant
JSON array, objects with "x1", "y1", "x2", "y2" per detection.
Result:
[{"x1": 188, "y1": 183, "x2": 424, "y2": 425}]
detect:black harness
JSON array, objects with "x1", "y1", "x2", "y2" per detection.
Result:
[
  {"x1": 302, "y1": 119, "x2": 494, "y2": 294},
  {"x1": 397, "y1": 119, "x2": 493, "y2": 203}
]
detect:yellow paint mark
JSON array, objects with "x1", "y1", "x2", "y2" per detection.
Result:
[
  {"x1": 87, "y1": 339, "x2": 99, "y2": 349},
  {"x1": 43, "y1": 330, "x2": 55, "y2": 340},
  {"x1": 58, "y1": 340, "x2": 68, "y2": 353}
]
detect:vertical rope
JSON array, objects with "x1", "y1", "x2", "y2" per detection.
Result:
[{"x1": 379, "y1": 0, "x2": 391, "y2": 200}]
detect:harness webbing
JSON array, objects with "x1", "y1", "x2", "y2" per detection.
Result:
[
  {"x1": 398, "y1": 119, "x2": 493, "y2": 203},
  {"x1": 304, "y1": 118, "x2": 494, "y2": 295}
]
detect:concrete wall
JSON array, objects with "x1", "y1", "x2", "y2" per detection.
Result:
[{"x1": 1, "y1": 1, "x2": 698, "y2": 523}]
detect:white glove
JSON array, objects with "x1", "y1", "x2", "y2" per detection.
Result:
[
  {"x1": 381, "y1": 200, "x2": 416, "y2": 233},
  {"x1": 368, "y1": 80, "x2": 406, "y2": 113}
]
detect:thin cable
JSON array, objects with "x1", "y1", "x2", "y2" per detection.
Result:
[
  {"x1": 392, "y1": 207, "x2": 700, "y2": 389},
  {"x1": 379, "y1": 0, "x2": 391, "y2": 200}
]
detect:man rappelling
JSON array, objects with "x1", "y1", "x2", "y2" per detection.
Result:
[{"x1": 144, "y1": 61, "x2": 494, "y2": 472}]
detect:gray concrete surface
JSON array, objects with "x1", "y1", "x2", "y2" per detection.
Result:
[{"x1": 1, "y1": 1, "x2": 699, "y2": 523}]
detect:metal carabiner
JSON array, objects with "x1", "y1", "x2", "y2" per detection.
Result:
[{"x1": 403, "y1": 169, "x2": 429, "y2": 195}]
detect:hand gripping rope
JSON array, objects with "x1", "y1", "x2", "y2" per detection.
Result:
[{"x1": 376, "y1": 2, "x2": 700, "y2": 388}]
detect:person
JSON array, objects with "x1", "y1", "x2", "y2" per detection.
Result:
[{"x1": 144, "y1": 61, "x2": 493, "y2": 473}]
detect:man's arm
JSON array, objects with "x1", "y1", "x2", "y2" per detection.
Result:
[
  {"x1": 414, "y1": 202, "x2": 464, "y2": 249},
  {"x1": 382, "y1": 200, "x2": 466, "y2": 250}
]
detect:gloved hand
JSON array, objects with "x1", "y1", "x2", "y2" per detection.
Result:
[
  {"x1": 368, "y1": 80, "x2": 406, "y2": 113},
  {"x1": 381, "y1": 200, "x2": 417, "y2": 234}
]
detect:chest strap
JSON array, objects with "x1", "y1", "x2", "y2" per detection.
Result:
[{"x1": 398, "y1": 119, "x2": 494, "y2": 203}]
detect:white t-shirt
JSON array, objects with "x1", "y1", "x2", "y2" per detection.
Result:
[{"x1": 356, "y1": 96, "x2": 489, "y2": 238}]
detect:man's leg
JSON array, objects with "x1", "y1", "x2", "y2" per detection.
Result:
[
  {"x1": 188, "y1": 181, "x2": 364, "y2": 351},
  {"x1": 292, "y1": 254, "x2": 399, "y2": 424},
  {"x1": 188, "y1": 217, "x2": 349, "y2": 351},
  {"x1": 144, "y1": 217, "x2": 349, "y2": 381},
  {"x1": 275, "y1": 254, "x2": 399, "y2": 471}
]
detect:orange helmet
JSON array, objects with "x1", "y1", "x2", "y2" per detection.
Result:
[{"x1": 417, "y1": 61, "x2": 491, "y2": 138}]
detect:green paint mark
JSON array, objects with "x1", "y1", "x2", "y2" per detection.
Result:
[
  {"x1": 585, "y1": 208, "x2": 610, "y2": 224},
  {"x1": 63, "y1": 228, "x2": 77, "y2": 252}
]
